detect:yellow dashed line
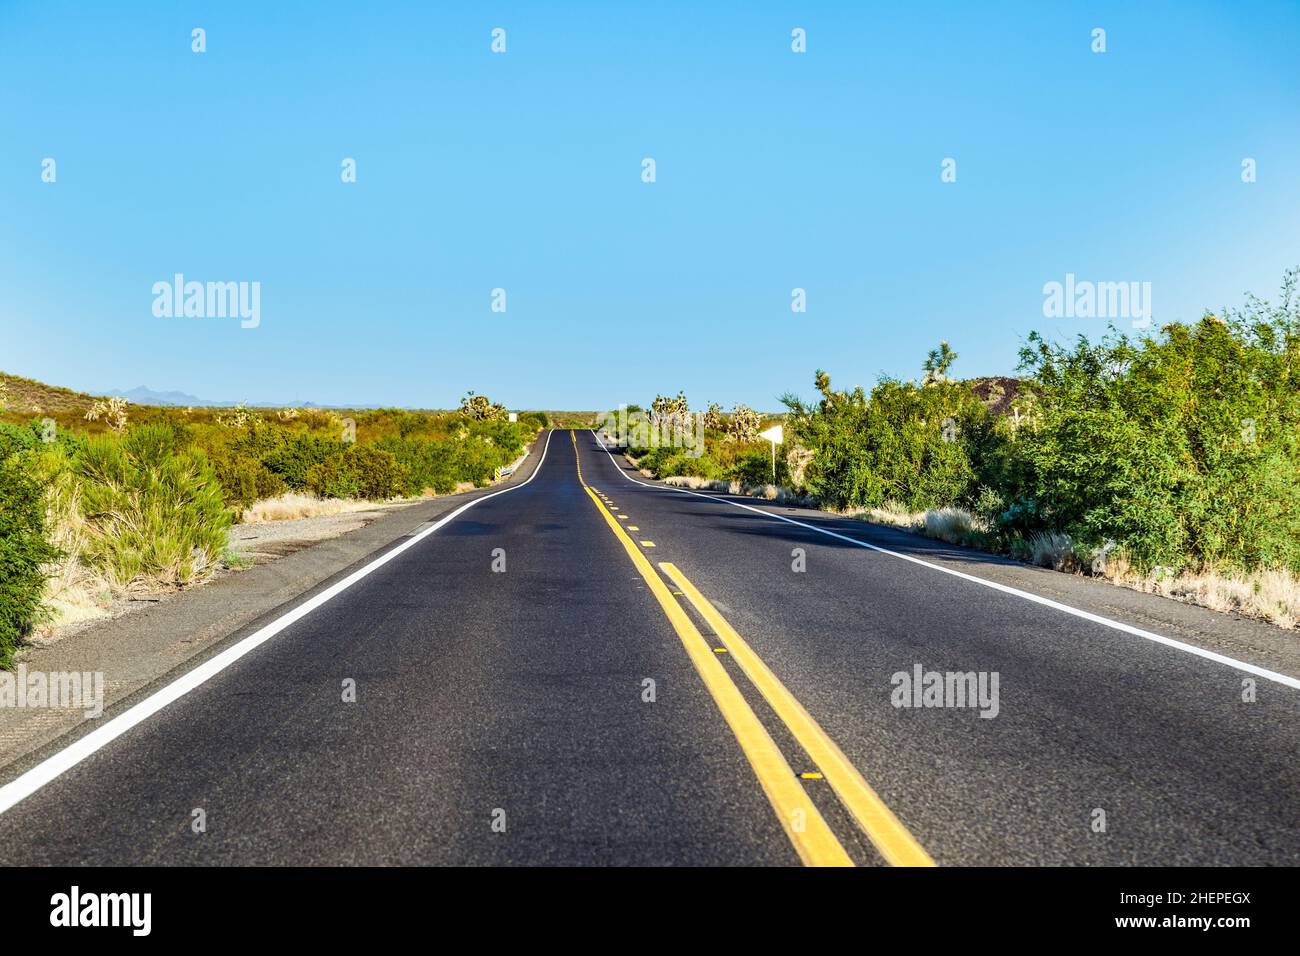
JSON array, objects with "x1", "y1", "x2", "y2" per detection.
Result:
[{"x1": 569, "y1": 430, "x2": 852, "y2": 867}]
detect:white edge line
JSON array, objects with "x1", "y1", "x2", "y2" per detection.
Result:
[
  {"x1": 0, "y1": 429, "x2": 557, "y2": 816},
  {"x1": 589, "y1": 430, "x2": 1300, "y2": 691}
]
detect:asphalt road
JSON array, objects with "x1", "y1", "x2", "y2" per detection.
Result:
[{"x1": 0, "y1": 429, "x2": 1296, "y2": 866}]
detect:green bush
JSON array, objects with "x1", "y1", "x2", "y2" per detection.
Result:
[
  {"x1": 631, "y1": 446, "x2": 684, "y2": 479},
  {"x1": 75, "y1": 425, "x2": 233, "y2": 587},
  {"x1": 373, "y1": 437, "x2": 460, "y2": 495},
  {"x1": 518, "y1": 411, "x2": 549, "y2": 430},
  {"x1": 261, "y1": 433, "x2": 341, "y2": 491},
  {"x1": 0, "y1": 426, "x2": 60, "y2": 667},
  {"x1": 729, "y1": 450, "x2": 783, "y2": 486},
  {"x1": 997, "y1": 292, "x2": 1300, "y2": 572},
  {"x1": 205, "y1": 445, "x2": 287, "y2": 510},
  {"x1": 306, "y1": 445, "x2": 407, "y2": 500},
  {"x1": 448, "y1": 438, "x2": 505, "y2": 487},
  {"x1": 677, "y1": 454, "x2": 723, "y2": 480},
  {"x1": 782, "y1": 366, "x2": 983, "y2": 511}
]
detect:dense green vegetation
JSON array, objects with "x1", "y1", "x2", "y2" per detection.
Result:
[
  {"x1": 781, "y1": 272, "x2": 1300, "y2": 574},
  {"x1": 0, "y1": 392, "x2": 545, "y2": 662},
  {"x1": 633, "y1": 272, "x2": 1300, "y2": 581},
  {"x1": 781, "y1": 368, "x2": 984, "y2": 512},
  {"x1": 606, "y1": 395, "x2": 791, "y2": 487}
]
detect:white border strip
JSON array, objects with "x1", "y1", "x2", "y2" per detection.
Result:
[
  {"x1": 590, "y1": 431, "x2": 1300, "y2": 691},
  {"x1": 0, "y1": 430, "x2": 557, "y2": 816}
]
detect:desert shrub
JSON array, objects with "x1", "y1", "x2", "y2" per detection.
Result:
[
  {"x1": 728, "y1": 450, "x2": 790, "y2": 486},
  {"x1": 0, "y1": 425, "x2": 60, "y2": 666},
  {"x1": 295, "y1": 408, "x2": 344, "y2": 432},
  {"x1": 261, "y1": 433, "x2": 341, "y2": 490},
  {"x1": 465, "y1": 418, "x2": 531, "y2": 456},
  {"x1": 374, "y1": 437, "x2": 460, "y2": 495},
  {"x1": 226, "y1": 418, "x2": 289, "y2": 459},
  {"x1": 392, "y1": 411, "x2": 432, "y2": 439},
  {"x1": 782, "y1": 364, "x2": 983, "y2": 511},
  {"x1": 998, "y1": 275, "x2": 1300, "y2": 572},
  {"x1": 304, "y1": 454, "x2": 357, "y2": 499},
  {"x1": 676, "y1": 455, "x2": 723, "y2": 480},
  {"x1": 449, "y1": 436, "x2": 508, "y2": 486},
  {"x1": 517, "y1": 411, "x2": 549, "y2": 431},
  {"x1": 74, "y1": 425, "x2": 232, "y2": 588},
  {"x1": 306, "y1": 445, "x2": 407, "y2": 500},
  {"x1": 632, "y1": 446, "x2": 685, "y2": 479},
  {"x1": 205, "y1": 445, "x2": 287, "y2": 510}
]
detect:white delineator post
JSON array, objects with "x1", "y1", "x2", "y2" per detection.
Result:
[{"x1": 759, "y1": 424, "x2": 784, "y2": 485}]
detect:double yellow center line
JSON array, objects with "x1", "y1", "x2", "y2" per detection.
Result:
[{"x1": 570, "y1": 431, "x2": 934, "y2": 867}]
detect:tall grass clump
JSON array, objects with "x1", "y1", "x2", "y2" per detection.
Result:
[
  {"x1": 75, "y1": 425, "x2": 232, "y2": 588},
  {"x1": 921, "y1": 507, "x2": 987, "y2": 546}
]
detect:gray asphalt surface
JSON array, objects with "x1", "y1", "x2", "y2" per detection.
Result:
[{"x1": 0, "y1": 429, "x2": 1296, "y2": 865}]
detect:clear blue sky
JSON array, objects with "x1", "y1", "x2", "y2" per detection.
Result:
[{"x1": 2, "y1": 1, "x2": 1298, "y2": 410}]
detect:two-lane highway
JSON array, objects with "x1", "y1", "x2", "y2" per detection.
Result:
[{"x1": 0, "y1": 429, "x2": 1296, "y2": 865}]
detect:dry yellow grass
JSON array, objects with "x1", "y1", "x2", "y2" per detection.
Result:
[
  {"x1": 35, "y1": 461, "x2": 120, "y2": 637},
  {"x1": 840, "y1": 500, "x2": 923, "y2": 529},
  {"x1": 239, "y1": 493, "x2": 389, "y2": 523},
  {"x1": 1104, "y1": 559, "x2": 1299, "y2": 630},
  {"x1": 922, "y1": 507, "x2": 989, "y2": 542},
  {"x1": 662, "y1": 475, "x2": 815, "y2": 505},
  {"x1": 663, "y1": 475, "x2": 728, "y2": 491},
  {"x1": 0, "y1": 369, "x2": 96, "y2": 416},
  {"x1": 842, "y1": 502, "x2": 1299, "y2": 630},
  {"x1": 1027, "y1": 530, "x2": 1075, "y2": 570}
]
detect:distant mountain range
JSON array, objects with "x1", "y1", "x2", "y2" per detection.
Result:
[{"x1": 106, "y1": 386, "x2": 322, "y2": 408}]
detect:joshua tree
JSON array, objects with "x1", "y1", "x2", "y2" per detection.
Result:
[
  {"x1": 84, "y1": 396, "x2": 130, "y2": 433},
  {"x1": 726, "y1": 404, "x2": 762, "y2": 443},
  {"x1": 460, "y1": 390, "x2": 507, "y2": 421},
  {"x1": 922, "y1": 341, "x2": 958, "y2": 385}
]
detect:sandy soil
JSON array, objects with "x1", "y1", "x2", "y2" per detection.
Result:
[{"x1": 227, "y1": 500, "x2": 420, "y2": 562}]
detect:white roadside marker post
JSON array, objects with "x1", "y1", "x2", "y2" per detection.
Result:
[{"x1": 759, "y1": 423, "x2": 784, "y2": 485}]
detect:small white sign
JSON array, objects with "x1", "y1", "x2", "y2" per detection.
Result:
[
  {"x1": 759, "y1": 424, "x2": 783, "y2": 444},
  {"x1": 508, "y1": 412, "x2": 518, "y2": 423}
]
